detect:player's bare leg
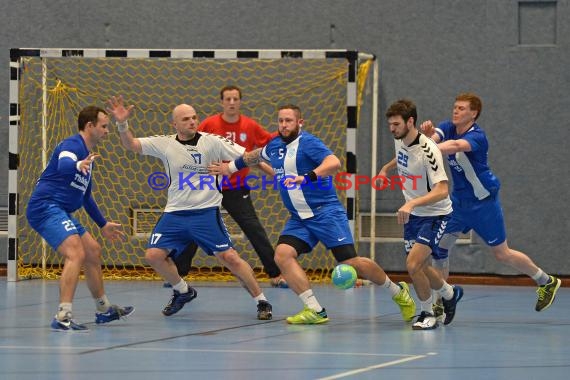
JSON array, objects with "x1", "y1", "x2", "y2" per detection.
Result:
[
  {"x1": 146, "y1": 248, "x2": 197, "y2": 316},
  {"x1": 274, "y1": 244, "x2": 328, "y2": 324},
  {"x1": 216, "y1": 248, "x2": 272, "y2": 320},
  {"x1": 57, "y1": 235, "x2": 85, "y2": 305},
  {"x1": 216, "y1": 248, "x2": 262, "y2": 297}
]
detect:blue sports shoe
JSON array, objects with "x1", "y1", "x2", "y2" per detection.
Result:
[
  {"x1": 95, "y1": 305, "x2": 135, "y2": 324},
  {"x1": 162, "y1": 286, "x2": 198, "y2": 316},
  {"x1": 270, "y1": 277, "x2": 289, "y2": 289},
  {"x1": 51, "y1": 314, "x2": 89, "y2": 332},
  {"x1": 442, "y1": 285, "x2": 464, "y2": 325}
]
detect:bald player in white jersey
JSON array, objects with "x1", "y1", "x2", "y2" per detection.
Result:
[
  {"x1": 379, "y1": 99, "x2": 463, "y2": 330},
  {"x1": 107, "y1": 96, "x2": 272, "y2": 320}
]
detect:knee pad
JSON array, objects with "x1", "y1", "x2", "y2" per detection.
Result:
[
  {"x1": 431, "y1": 257, "x2": 449, "y2": 270},
  {"x1": 439, "y1": 232, "x2": 459, "y2": 250}
]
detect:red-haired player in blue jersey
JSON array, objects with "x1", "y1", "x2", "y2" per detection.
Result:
[{"x1": 421, "y1": 92, "x2": 561, "y2": 312}]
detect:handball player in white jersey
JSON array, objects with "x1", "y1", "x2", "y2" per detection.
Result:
[
  {"x1": 379, "y1": 99, "x2": 463, "y2": 330},
  {"x1": 107, "y1": 96, "x2": 272, "y2": 320}
]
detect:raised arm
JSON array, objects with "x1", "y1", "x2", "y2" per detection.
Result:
[
  {"x1": 106, "y1": 96, "x2": 142, "y2": 154},
  {"x1": 437, "y1": 139, "x2": 472, "y2": 155},
  {"x1": 419, "y1": 120, "x2": 442, "y2": 143}
]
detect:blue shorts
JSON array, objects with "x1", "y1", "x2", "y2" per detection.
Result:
[
  {"x1": 446, "y1": 195, "x2": 506, "y2": 246},
  {"x1": 26, "y1": 202, "x2": 86, "y2": 251},
  {"x1": 403, "y1": 214, "x2": 450, "y2": 260},
  {"x1": 281, "y1": 205, "x2": 354, "y2": 250},
  {"x1": 148, "y1": 207, "x2": 233, "y2": 257}
]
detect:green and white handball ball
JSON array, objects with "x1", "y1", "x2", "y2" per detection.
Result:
[{"x1": 331, "y1": 264, "x2": 357, "y2": 289}]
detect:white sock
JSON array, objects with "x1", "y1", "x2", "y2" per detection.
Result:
[
  {"x1": 531, "y1": 269, "x2": 550, "y2": 286},
  {"x1": 299, "y1": 289, "x2": 323, "y2": 312},
  {"x1": 432, "y1": 289, "x2": 442, "y2": 303},
  {"x1": 437, "y1": 282, "x2": 454, "y2": 300},
  {"x1": 254, "y1": 293, "x2": 267, "y2": 303},
  {"x1": 382, "y1": 277, "x2": 402, "y2": 297},
  {"x1": 420, "y1": 295, "x2": 434, "y2": 314},
  {"x1": 95, "y1": 294, "x2": 111, "y2": 312},
  {"x1": 57, "y1": 303, "x2": 72, "y2": 320},
  {"x1": 172, "y1": 279, "x2": 189, "y2": 293}
]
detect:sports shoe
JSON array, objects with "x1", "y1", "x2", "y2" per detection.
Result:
[
  {"x1": 535, "y1": 276, "x2": 562, "y2": 312},
  {"x1": 270, "y1": 277, "x2": 289, "y2": 288},
  {"x1": 51, "y1": 313, "x2": 89, "y2": 332},
  {"x1": 433, "y1": 299, "x2": 445, "y2": 323},
  {"x1": 442, "y1": 285, "x2": 463, "y2": 325},
  {"x1": 286, "y1": 306, "x2": 329, "y2": 324},
  {"x1": 392, "y1": 282, "x2": 416, "y2": 322},
  {"x1": 162, "y1": 286, "x2": 198, "y2": 316},
  {"x1": 257, "y1": 300, "x2": 273, "y2": 320},
  {"x1": 95, "y1": 305, "x2": 135, "y2": 324},
  {"x1": 412, "y1": 311, "x2": 438, "y2": 330}
]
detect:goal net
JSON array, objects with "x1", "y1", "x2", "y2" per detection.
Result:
[{"x1": 9, "y1": 49, "x2": 373, "y2": 283}]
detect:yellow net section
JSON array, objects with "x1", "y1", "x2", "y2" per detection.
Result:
[{"x1": 17, "y1": 56, "x2": 371, "y2": 282}]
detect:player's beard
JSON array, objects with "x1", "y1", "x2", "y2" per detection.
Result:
[
  {"x1": 279, "y1": 126, "x2": 301, "y2": 144},
  {"x1": 393, "y1": 126, "x2": 410, "y2": 140}
]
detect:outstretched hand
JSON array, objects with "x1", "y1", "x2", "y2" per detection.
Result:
[
  {"x1": 283, "y1": 175, "x2": 306, "y2": 187},
  {"x1": 419, "y1": 120, "x2": 435, "y2": 137},
  {"x1": 208, "y1": 161, "x2": 231, "y2": 176},
  {"x1": 78, "y1": 152, "x2": 100, "y2": 175},
  {"x1": 375, "y1": 170, "x2": 390, "y2": 189},
  {"x1": 397, "y1": 202, "x2": 414, "y2": 225},
  {"x1": 106, "y1": 95, "x2": 134, "y2": 123},
  {"x1": 101, "y1": 222, "x2": 126, "y2": 242}
]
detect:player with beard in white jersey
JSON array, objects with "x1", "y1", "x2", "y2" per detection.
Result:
[
  {"x1": 379, "y1": 99, "x2": 463, "y2": 330},
  {"x1": 106, "y1": 96, "x2": 272, "y2": 320}
]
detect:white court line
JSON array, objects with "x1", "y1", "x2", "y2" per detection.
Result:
[{"x1": 316, "y1": 352, "x2": 436, "y2": 380}]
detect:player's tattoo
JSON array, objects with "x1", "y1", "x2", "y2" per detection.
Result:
[{"x1": 243, "y1": 148, "x2": 262, "y2": 166}]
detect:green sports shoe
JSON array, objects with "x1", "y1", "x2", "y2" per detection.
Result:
[
  {"x1": 535, "y1": 276, "x2": 561, "y2": 312},
  {"x1": 286, "y1": 306, "x2": 329, "y2": 324},
  {"x1": 392, "y1": 281, "x2": 416, "y2": 322},
  {"x1": 432, "y1": 299, "x2": 445, "y2": 323}
]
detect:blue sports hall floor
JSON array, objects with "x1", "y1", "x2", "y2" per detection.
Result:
[{"x1": 0, "y1": 278, "x2": 567, "y2": 380}]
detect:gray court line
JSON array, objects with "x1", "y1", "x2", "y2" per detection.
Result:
[
  {"x1": 76, "y1": 318, "x2": 285, "y2": 355},
  {"x1": 0, "y1": 344, "x2": 423, "y2": 358}
]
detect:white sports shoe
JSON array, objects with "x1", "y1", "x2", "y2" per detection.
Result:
[{"x1": 412, "y1": 311, "x2": 438, "y2": 330}]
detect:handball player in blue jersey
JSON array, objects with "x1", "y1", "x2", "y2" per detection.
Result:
[
  {"x1": 420, "y1": 93, "x2": 561, "y2": 312},
  {"x1": 210, "y1": 104, "x2": 416, "y2": 324},
  {"x1": 26, "y1": 106, "x2": 134, "y2": 332}
]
